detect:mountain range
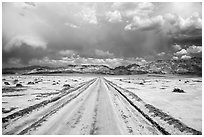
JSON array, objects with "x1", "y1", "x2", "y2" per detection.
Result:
[{"x1": 2, "y1": 57, "x2": 202, "y2": 76}]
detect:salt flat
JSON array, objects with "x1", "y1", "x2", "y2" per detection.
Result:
[
  {"x1": 105, "y1": 74, "x2": 202, "y2": 131},
  {"x1": 2, "y1": 74, "x2": 202, "y2": 135}
]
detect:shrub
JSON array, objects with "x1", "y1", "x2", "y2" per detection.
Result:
[
  {"x1": 4, "y1": 82, "x2": 10, "y2": 85},
  {"x1": 63, "y1": 84, "x2": 71, "y2": 88},
  {"x1": 184, "y1": 80, "x2": 189, "y2": 83},
  {"x1": 16, "y1": 83, "x2": 23, "y2": 87},
  {"x1": 27, "y1": 82, "x2": 35, "y2": 85},
  {"x1": 13, "y1": 79, "x2": 18, "y2": 84},
  {"x1": 172, "y1": 88, "x2": 185, "y2": 93}
]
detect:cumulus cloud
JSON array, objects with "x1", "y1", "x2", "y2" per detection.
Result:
[
  {"x1": 164, "y1": 12, "x2": 202, "y2": 39},
  {"x1": 2, "y1": 2, "x2": 202, "y2": 68},
  {"x1": 95, "y1": 49, "x2": 114, "y2": 58},
  {"x1": 180, "y1": 12, "x2": 201, "y2": 30},
  {"x1": 172, "y1": 44, "x2": 182, "y2": 51},
  {"x1": 106, "y1": 10, "x2": 122, "y2": 23},
  {"x1": 59, "y1": 50, "x2": 77, "y2": 57},
  {"x1": 172, "y1": 56, "x2": 178, "y2": 60},
  {"x1": 124, "y1": 15, "x2": 164, "y2": 31},
  {"x1": 157, "y1": 52, "x2": 165, "y2": 56},
  {"x1": 29, "y1": 55, "x2": 147, "y2": 68},
  {"x1": 173, "y1": 45, "x2": 202, "y2": 58},
  {"x1": 24, "y1": 2, "x2": 36, "y2": 7},
  {"x1": 4, "y1": 35, "x2": 47, "y2": 52},
  {"x1": 186, "y1": 45, "x2": 202, "y2": 57},
  {"x1": 78, "y1": 7, "x2": 98, "y2": 24},
  {"x1": 112, "y1": 2, "x2": 159, "y2": 31},
  {"x1": 174, "y1": 49, "x2": 187, "y2": 56},
  {"x1": 181, "y1": 55, "x2": 191, "y2": 59},
  {"x1": 29, "y1": 56, "x2": 110, "y2": 67},
  {"x1": 64, "y1": 22, "x2": 79, "y2": 28},
  {"x1": 12, "y1": 2, "x2": 37, "y2": 9},
  {"x1": 186, "y1": 45, "x2": 202, "y2": 54},
  {"x1": 112, "y1": 2, "x2": 154, "y2": 18},
  {"x1": 123, "y1": 7, "x2": 201, "y2": 39},
  {"x1": 126, "y1": 2, "x2": 154, "y2": 17},
  {"x1": 29, "y1": 57, "x2": 68, "y2": 67},
  {"x1": 6, "y1": 58, "x2": 24, "y2": 68}
]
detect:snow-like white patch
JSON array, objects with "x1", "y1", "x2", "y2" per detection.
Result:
[
  {"x1": 2, "y1": 75, "x2": 93, "y2": 117},
  {"x1": 105, "y1": 75, "x2": 202, "y2": 131}
]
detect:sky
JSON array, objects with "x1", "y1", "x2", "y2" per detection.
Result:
[{"x1": 2, "y1": 2, "x2": 202, "y2": 68}]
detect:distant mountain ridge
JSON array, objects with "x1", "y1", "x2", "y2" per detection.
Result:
[
  {"x1": 124, "y1": 57, "x2": 202, "y2": 76},
  {"x1": 2, "y1": 57, "x2": 202, "y2": 76}
]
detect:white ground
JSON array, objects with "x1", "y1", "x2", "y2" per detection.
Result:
[
  {"x1": 105, "y1": 74, "x2": 202, "y2": 131},
  {"x1": 2, "y1": 75, "x2": 93, "y2": 117},
  {"x1": 2, "y1": 74, "x2": 202, "y2": 134}
]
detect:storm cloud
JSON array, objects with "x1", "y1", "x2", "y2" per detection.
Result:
[{"x1": 2, "y1": 2, "x2": 202, "y2": 68}]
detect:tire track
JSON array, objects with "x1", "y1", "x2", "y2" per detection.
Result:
[
  {"x1": 28, "y1": 78, "x2": 100, "y2": 135},
  {"x1": 91, "y1": 78, "x2": 121, "y2": 135},
  {"x1": 104, "y1": 78, "x2": 202, "y2": 135},
  {"x1": 18, "y1": 78, "x2": 97, "y2": 135},
  {"x1": 3, "y1": 78, "x2": 97, "y2": 135},
  {"x1": 2, "y1": 78, "x2": 96, "y2": 124},
  {"x1": 103, "y1": 78, "x2": 161, "y2": 135},
  {"x1": 104, "y1": 78, "x2": 170, "y2": 135},
  {"x1": 4, "y1": 77, "x2": 201, "y2": 135}
]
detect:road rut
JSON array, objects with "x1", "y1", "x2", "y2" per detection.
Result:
[{"x1": 3, "y1": 77, "x2": 166, "y2": 135}]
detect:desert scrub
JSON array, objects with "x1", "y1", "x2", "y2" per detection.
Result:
[{"x1": 172, "y1": 88, "x2": 185, "y2": 93}]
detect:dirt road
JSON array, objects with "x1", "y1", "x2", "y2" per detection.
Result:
[{"x1": 3, "y1": 77, "x2": 199, "y2": 135}]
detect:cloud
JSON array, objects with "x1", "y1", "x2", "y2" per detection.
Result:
[
  {"x1": 112, "y1": 2, "x2": 154, "y2": 18},
  {"x1": 126, "y1": 2, "x2": 154, "y2": 17},
  {"x1": 172, "y1": 56, "x2": 178, "y2": 60},
  {"x1": 172, "y1": 44, "x2": 182, "y2": 51},
  {"x1": 29, "y1": 56, "x2": 109, "y2": 67},
  {"x1": 180, "y1": 12, "x2": 201, "y2": 31},
  {"x1": 124, "y1": 15, "x2": 164, "y2": 31},
  {"x1": 12, "y1": 2, "x2": 37, "y2": 9},
  {"x1": 157, "y1": 52, "x2": 165, "y2": 56},
  {"x1": 64, "y1": 22, "x2": 79, "y2": 28},
  {"x1": 29, "y1": 55, "x2": 147, "y2": 68},
  {"x1": 7, "y1": 58, "x2": 24, "y2": 68},
  {"x1": 59, "y1": 50, "x2": 77, "y2": 57},
  {"x1": 173, "y1": 45, "x2": 202, "y2": 58},
  {"x1": 4, "y1": 35, "x2": 47, "y2": 52},
  {"x1": 174, "y1": 49, "x2": 187, "y2": 56},
  {"x1": 113, "y1": 2, "x2": 159, "y2": 31},
  {"x1": 124, "y1": 9, "x2": 201, "y2": 40},
  {"x1": 165, "y1": 12, "x2": 202, "y2": 29},
  {"x1": 2, "y1": 3, "x2": 202, "y2": 68},
  {"x1": 164, "y1": 12, "x2": 202, "y2": 39},
  {"x1": 106, "y1": 10, "x2": 122, "y2": 23},
  {"x1": 181, "y1": 55, "x2": 191, "y2": 59},
  {"x1": 78, "y1": 7, "x2": 98, "y2": 24},
  {"x1": 186, "y1": 45, "x2": 202, "y2": 54},
  {"x1": 95, "y1": 49, "x2": 114, "y2": 58},
  {"x1": 29, "y1": 57, "x2": 68, "y2": 67},
  {"x1": 186, "y1": 45, "x2": 202, "y2": 57},
  {"x1": 24, "y1": 2, "x2": 36, "y2": 8}
]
